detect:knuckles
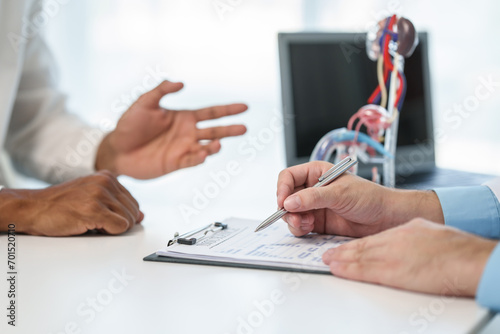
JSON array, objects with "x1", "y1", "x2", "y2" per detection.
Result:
[
  {"x1": 277, "y1": 168, "x2": 290, "y2": 181},
  {"x1": 79, "y1": 172, "x2": 121, "y2": 198},
  {"x1": 93, "y1": 171, "x2": 117, "y2": 187},
  {"x1": 309, "y1": 189, "x2": 323, "y2": 209},
  {"x1": 90, "y1": 185, "x2": 110, "y2": 200},
  {"x1": 80, "y1": 198, "x2": 105, "y2": 216},
  {"x1": 305, "y1": 160, "x2": 334, "y2": 170},
  {"x1": 352, "y1": 238, "x2": 367, "y2": 258}
]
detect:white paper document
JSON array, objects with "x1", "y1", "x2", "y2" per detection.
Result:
[{"x1": 156, "y1": 217, "x2": 352, "y2": 273}]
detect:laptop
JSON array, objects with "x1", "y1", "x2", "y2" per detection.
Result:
[{"x1": 277, "y1": 32, "x2": 493, "y2": 188}]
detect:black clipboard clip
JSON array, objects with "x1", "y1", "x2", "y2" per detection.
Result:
[{"x1": 167, "y1": 222, "x2": 228, "y2": 247}]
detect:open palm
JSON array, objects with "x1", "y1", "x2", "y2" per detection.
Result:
[{"x1": 97, "y1": 81, "x2": 247, "y2": 179}]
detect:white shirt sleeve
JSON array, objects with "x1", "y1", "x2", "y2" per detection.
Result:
[{"x1": 4, "y1": 28, "x2": 105, "y2": 184}]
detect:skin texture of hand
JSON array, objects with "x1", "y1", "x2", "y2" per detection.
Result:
[
  {"x1": 277, "y1": 161, "x2": 444, "y2": 237},
  {"x1": 323, "y1": 219, "x2": 498, "y2": 297},
  {"x1": 0, "y1": 171, "x2": 143, "y2": 236},
  {"x1": 96, "y1": 80, "x2": 247, "y2": 179}
]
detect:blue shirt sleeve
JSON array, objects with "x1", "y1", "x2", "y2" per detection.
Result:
[
  {"x1": 434, "y1": 186, "x2": 500, "y2": 239},
  {"x1": 434, "y1": 185, "x2": 500, "y2": 311},
  {"x1": 477, "y1": 243, "x2": 500, "y2": 312}
]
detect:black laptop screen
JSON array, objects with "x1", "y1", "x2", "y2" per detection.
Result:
[{"x1": 288, "y1": 34, "x2": 429, "y2": 158}]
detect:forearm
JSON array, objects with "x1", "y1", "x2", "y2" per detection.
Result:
[{"x1": 385, "y1": 189, "x2": 444, "y2": 227}]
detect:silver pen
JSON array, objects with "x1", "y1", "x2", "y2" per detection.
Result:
[{"x1": 255, "y1": 156, "x2": 358, "y2": 232}]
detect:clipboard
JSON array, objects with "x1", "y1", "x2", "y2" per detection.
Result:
[
  {"x1": 143, "y1": 217, "x2": 352, "y2": 275},
  {"x1": 142, "y1": 253, "x2": 331, "y2": 275}
]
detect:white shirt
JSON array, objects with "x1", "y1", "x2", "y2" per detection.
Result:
[{"x1": 0, "y1": 0, "x2": 104, "y2": 186}]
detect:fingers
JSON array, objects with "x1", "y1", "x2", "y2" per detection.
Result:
[
  {"x1": 323, "y1": 237, "x2": 380, "y2": 264},
  {"x1": 112, "y1": 182, "x2": 143, "y2": 223},
  {"x1": 96, "y1": 171, "x2": 142, "y2": 219},
  {"x1": 91, "y1": 171, "x2": 142, "y2": 234},
  {"x1": 137, "y1": 211, "x2": 145, "y2": 224},
  {"x1": 97, "y1": 171, "x2": 141, "y2": 217},
  {"x1": 196, "y1": 124, "x2": 247, "y2": 140},
  {"x1": 98, "y1": 209, "x2": 143, "y2": 235},
  {"x1": 322, "y1": 229, "x2": 401, "y2": 285},
  {"x1": 276, "y1": 161, "x2": 334, "y2": 208},
  {"x1": 283, "y1": 212, "x2": 315, "y2": 236},
  {"x1": 281, "y1": 170, "x2": 360, "y2": 213},
  {"x1": 322, "y1": 238, "x2": 381, "y2": 282},
  {"x1": 324, "y1": 223, "x2": 497, "y2": 296},
  {"x1": 139, "y1": 80, "x2": 184, "y2": 108},
  {"x1": 176, "y1": 140, "x2": 222, "y2": 169},
  {"x1": 194, "y1": 103, "x2": 248, "y2": 121},
  {"x1": 276, "y1": 170, "x2": 297, "y2": 208},
  {"x1": 203, "y1": 140, "x2": 222, "y2": 155},
  {"x1": 99, "y1": 211, "x2": 132, "y2": 235},
  {"x1": 283, "y1": 185, "x2": 340, "y2": 213},
  {"x1": 104, "y1": 194, "x2": 137, "y2": 230},
  {"x1": 328, "y1": 261, "x2": 378, "y2": 283},
  {"x1": 177, "y1": 150, "x2": 209, "y2": 170}
]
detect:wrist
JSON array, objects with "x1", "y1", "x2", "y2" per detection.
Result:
[
  {"x1": 460, "y1": 236, "x2": 497, "y2": 297},
  {"x1": 0, "y1": 188, "x2": 36, "y2": 234},
  {"x1": 470, "y1": 240, "x2": 497, "y2": 296},
  {"x1": 95, "y1": 133, "x2": 118, "y2": 175},
  {"x1": 385, "y1": 189, "x2": 444, "y2": 227}
]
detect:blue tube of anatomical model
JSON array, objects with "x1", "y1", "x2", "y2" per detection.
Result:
[{"x1": 310, "y1": 127, "x2": 393, "y2": 162}]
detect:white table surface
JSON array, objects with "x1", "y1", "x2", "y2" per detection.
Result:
[{"x1": 0, "y1": 143, "x2": 495, "y2": 334}]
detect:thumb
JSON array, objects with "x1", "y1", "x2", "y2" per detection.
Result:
[
  {"x1": 139, "y1": 80, "x2": 184, "y2": 108},
  {"x1": 283, "y1": 186, "x2": 338, "y2": 212}
]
